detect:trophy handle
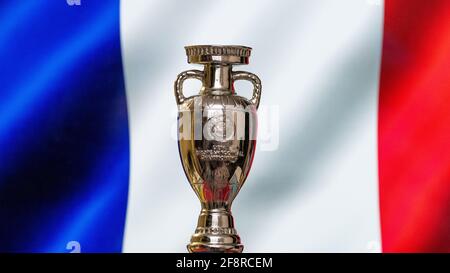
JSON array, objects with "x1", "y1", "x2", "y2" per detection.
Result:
[
  {"x1": 232, "y1": 71, "x2": 262, "y2": 109},
  {"x1": 174, "y1": 69, "x2": 204, "y2": 105}
]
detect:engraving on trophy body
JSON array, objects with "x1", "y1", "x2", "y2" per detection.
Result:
[
  {"x1": 178, "y1": 96, "x2": 257, "y2": 210},
  {"x1": 175, "y1": 45, "x2": 261, "y2": 253}
]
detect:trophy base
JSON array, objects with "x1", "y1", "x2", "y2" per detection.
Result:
[
  {"x1": 187, "y1": 208, "x2": 243, "y2": 253},
  {"x1": 187, "y1": 242, "x2": 243, "y2": 253}
]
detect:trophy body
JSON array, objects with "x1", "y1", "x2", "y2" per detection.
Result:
[{"x1": 174, "y1": 45, "x2": 261, "y2": 253}]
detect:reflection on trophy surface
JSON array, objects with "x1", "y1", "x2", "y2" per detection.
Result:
[{"x1": 174, "y1": 45, "x2": 262, "y2": 253}]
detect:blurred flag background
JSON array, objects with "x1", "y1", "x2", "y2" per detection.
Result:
[{"x1": 0, "y1": 0, "x2": 448, "y2": 252}]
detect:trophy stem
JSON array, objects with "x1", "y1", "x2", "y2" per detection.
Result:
[
  {"x1": 200, "y1": 63, "x2": 233, "y2": 95},
  {"x1": 187, "y1": 208, "x2": 243, "y2": 253}
]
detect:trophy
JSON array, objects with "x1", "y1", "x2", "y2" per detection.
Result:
[{"x1": 174, "y1": 45, "x2": 261, "y2": 253}]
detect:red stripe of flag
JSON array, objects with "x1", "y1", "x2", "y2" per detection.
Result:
[{"x1": 379, "y1": 0, "x2": 450, "y2": 252}]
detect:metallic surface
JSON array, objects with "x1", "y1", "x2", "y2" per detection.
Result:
[
  {"x1": 185, "y1": 45, "x2": 251, "y2": 65},
  {"x1": 174, "y1": 45, "x2": 261, "y2": 253}
]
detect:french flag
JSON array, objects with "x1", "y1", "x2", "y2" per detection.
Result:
[{"x1": 0, "y1": 0, "x2": 448, "y2": 253}]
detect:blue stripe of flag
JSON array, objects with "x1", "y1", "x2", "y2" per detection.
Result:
[{"x1": 0, "y1": 0, "x2": 129, "y2": 252}]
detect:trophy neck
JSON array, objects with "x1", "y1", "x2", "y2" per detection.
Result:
[{"x1": 200, "y1": 63, "x2": 234, "y2": 96}]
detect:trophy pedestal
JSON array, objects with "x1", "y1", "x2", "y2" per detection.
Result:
[{"x1": 187, "y1": 208, "x2": 243, "y2": 253}]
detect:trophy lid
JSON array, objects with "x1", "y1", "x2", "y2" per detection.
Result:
[{"x1": 185, "y1": 45, "x2": 251, "y2": 65}]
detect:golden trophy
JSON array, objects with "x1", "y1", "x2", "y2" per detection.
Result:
[{"x1": 174, "y1": 45, "x2": 262, "y2": 253}]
